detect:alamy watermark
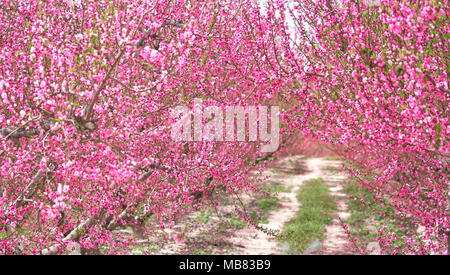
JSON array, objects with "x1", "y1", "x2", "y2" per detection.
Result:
[{"x1": 171, "y1": 98, "x2": 279, "y2": 152}]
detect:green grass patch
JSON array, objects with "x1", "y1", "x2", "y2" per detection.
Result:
[
  {"x1": 225, "y1": 214, "x2": 247, "y2": 228},
  {"x1": 258, "y1": 196, "x2": 280, "y2": 211},
  {"x1": 324, "y1": 157, "x2": 340, "y2": 161},
  {"x1": 217, "y1": 225, "x2": 228, "y2": 233},
  {"x1": 268, "y1": 182, "x2": 292, "y2": 193},
  {"x1": 0, "y1": 230, "x2": 7, "y2": 240},
  {"x1": 279, "y1": 178, "x2": 336, "y2": 254},
  {"x1": 256, "y1": 182, "x2": 291, "y2": 212},
  {"x1": 268, "y1": 168, "x2": 283, "y2": 174},
  {"x1": 323, "y1": 165, "x2": 339, "y2": 172},
  {"x1": 217, "y1": 214, "x2": 248, "y2": 233},
  {"x1": 194, "y1": 209, "x2": 213, "y2": 224}
]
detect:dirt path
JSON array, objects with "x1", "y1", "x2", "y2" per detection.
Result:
[
  {"x1": 230, "y1": 156, "x2": 350, "y2": 255},
  {"x1": 319, "y1": 160, "x2": 351, "y2": 254},
  {"x1": 129, "y1": 155, "x2": 351, "y2": 255}
]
